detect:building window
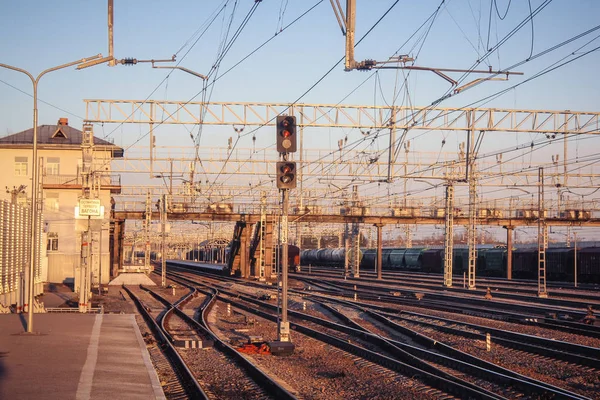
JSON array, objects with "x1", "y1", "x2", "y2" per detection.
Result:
[
  {"x1": 47, "y1": 232, "x2": 58, "y2": 251},
  {"x1": 46, "y1": 157, "x2": 60, "y2": 175},
  {"x1": 14, "y1": 157, "x2": 28, "y2": 176},
  {"x1": 45, "y1": 192, "x2": 59, "y2": 212}
]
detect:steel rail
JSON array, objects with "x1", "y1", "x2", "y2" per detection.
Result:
[
  {"x1": 164, "y1": 270, "x2": 496, "y2": 398},
  {"x1": 387, "y1": 310, "x2": 600, "y2": 364},
  {"x1": 122, "y1": 285, "x2": 208, "y2": 399},
  {"x1": 292, "y1": 274, "x2": 593, "y2": 319},
  {"x1": 213, "y1": 291, "x2": 496, "y2": 400},
  {"x1": 293, "y1": 274, "x2": 600, "y2": 340},
  {"x1": 298, "y1": 281, "x2": 600, "y2": 365},
  {"x1": 163, "y1": 266, "x2": 593, "y2": 397},
  {"x1": 206, "y1": 281, "x2": 589, "y2": 399},
  {"x1": 317, "y1": 300, "x2": 587, "y2": 400},
  {"x1": 142, "y1": 280, "x2": 298, "y2": 400}
]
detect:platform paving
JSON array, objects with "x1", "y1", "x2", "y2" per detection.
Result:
[{"x1": 0, "y1": 313, "x2": 165, "y2": 400}]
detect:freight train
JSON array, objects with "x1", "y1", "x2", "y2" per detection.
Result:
[
  {"x1": 300, "y1": 246, "x2": 600, "y2": 284},
  {"x1": 186, "y1": 244, "x2": 300, "y2": 269}
]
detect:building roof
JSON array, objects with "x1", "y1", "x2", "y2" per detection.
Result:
[{"x1": 0, "y1": 122, "x2": 124, "y2": 157}]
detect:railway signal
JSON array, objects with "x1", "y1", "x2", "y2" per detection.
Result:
[
  {"x1": 276, "y1": 161, "x2": 296, "y2": 189},
  {"x1": 276, "y1": 115, "x2": 297, "y2": 153}
]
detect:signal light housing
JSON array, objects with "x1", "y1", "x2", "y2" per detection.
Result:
[
  {"x1": 276, "y1": 115, "x2": 297, "y2": 153},
  {"x1": 276, "y1": 161, "x2": 296, "y2": 189}
]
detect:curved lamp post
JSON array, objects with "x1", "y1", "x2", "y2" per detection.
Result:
[{"x1": 0, "y1": 54, "x2": 103, "y2": 333}]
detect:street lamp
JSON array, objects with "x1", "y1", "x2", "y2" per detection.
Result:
[{"x1": 0, "y1": 54, "x2": 105, "y2": 333}]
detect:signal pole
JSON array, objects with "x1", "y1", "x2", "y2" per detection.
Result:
[
  {"x1": 161, "y1": 194, "x2": 167, "y2": 288},
  {"x1": 270, "y1": 115, "x2": 297, "y2": 356}
]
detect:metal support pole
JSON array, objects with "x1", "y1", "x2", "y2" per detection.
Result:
[
  {"x1": 387, "y1": 107, "x2": 396, "y2": 183},
  {"x1": 466, "y1": 111, "x2": 477, "y2": 290},
  {"x1": 574, "y1": 232, "x2": 578, "y2": 288},
  {"x1": 505, "y1": 226, "x2": 513, "y2": 280},
  {"x1": 79, "y1": 224, "x2": 90, "y2": 313},
  {"x1": 344, "y1": 0, "x2": 356, "y2": 70},
  {"x1": 375, "y1": 224, "x2": 383, "y2": 280},
  {"x1": 145, "y1": 192, "x2": 151, "y2": 270},
  {"x1": 258, "y1": 192, "x2": 266, "y2": 280},
  {"x1": 108, "y1": 0, "x2": 115, "y2": 65},
  {"x1": 0, "y1": 55, "x2": 103, "y2": 332},
  {"x1": 467, "y1": 172, "x2": 477, "y2": 290},
  {"x1": 443, "y1": 183, "x2": 454, "y2": 287},
  {"x1": 352, "y1": 224, "x2": 360, "y2": 278},
  {"x1": 161, "y1": 194, "x2": 167, "y2": 288},
  {"x1": 344, "y1": 236, "x2": 350, "y2": 277},
  {"x1": 537, "y1": 167, "x2": 548, "y2": 298},
  {"x1": 278, "y1": 189, "x2": 291, "y2": 342}
]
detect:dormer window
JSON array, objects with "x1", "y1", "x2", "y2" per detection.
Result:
[
  {"x1": 52, "y1": 117, "x2": 69, "y2": 139},
  {"x1": 52, "y1": 127, "x2": 68, "y2": 139}
]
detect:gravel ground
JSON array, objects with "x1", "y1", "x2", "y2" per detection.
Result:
[
  {"x1": 394, "y1": 317, "x2": 600, "y2": 399},
  {"x1": 354, "y1": 295, "x2": 600, "y2": 348},
  {"x1": 209, "y1": 296, "x2": 454, "y2": 400},
  {"x1": 97, "y1": 271, "x2": 599, "y2": 399}
]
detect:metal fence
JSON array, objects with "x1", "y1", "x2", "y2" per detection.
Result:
[{"x1": 0, "y1": 200, "x2": 43, "y2": 310}]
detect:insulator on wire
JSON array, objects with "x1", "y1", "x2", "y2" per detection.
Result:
[{"x1": 121, "y1": 58, "x2": 138, "y2": 65}]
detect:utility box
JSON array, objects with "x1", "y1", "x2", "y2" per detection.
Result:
[{"x1": 268, "y1": 341, "x2": 295, "y2": 356}]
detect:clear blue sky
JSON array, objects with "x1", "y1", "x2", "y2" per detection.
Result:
[
  {"x1": 1, "y1": 1, "x2": 599, "y2": 138},
  {"x1": 2, "y1": 0, "x2": 600, "y2": 241}
]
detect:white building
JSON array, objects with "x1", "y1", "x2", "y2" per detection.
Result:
[{"x1": 0, "y1": 118, "x2": 123, "y2": 288}]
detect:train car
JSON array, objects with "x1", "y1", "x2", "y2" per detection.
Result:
[
  {"x1": 421, "y1": 249, "x2": 443, "y2": 273},
  {"x1": 403, "y1": 248, "x2": 425, "y2": 271},
  {"x1": 165, "y1": 259, "x2": 230, "y2": 276},
  {"x1": 302, "y1": 247, "x2": 359, "y2": 269},
  {"x1": 360, "y1": 248, "x2": 377, "y2": 270},
  {"x1": 512, "y1": 248, "x2": 538, "y2": 279},
  {"x1": 300, "y1": 249, "x2": 319, "y2": 266},
  {"x1": 450, "y1": 248, "x2": 469, "y2": 275},
  {"x1": 480, "y1": 247, "x2": 507, "y2": 277},
  {"x1": 287, "y1": 245, "x2": 300, "y2": 268},
  {"x1": 381, "y1": 248, "x2": 395, "y2": 269},
  {"x1": 316, "y1": 248, "x2": 335, "y2": 267},
  {"x1": 388, "y1": 249, "x2": 406, "y2": 270},
  {"x1": 331, "y1": 248, "x2": 346, "y2": 266},
  {"x1": 546, "y1": 248, "x2": 574, "y2": 282},
  {"x1": 299, "y1": 244, "x2": 600, "y2": 284},
  {"x1": 578, "y1": 247, "x2": 600, "y2": 284}
]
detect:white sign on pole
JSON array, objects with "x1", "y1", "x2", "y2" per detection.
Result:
[{"x1": 77, "y1": 199, "x2": 102, "y2": 217}]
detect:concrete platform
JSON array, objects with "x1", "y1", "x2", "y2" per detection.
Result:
[
  {"x1": 0, "y1": 314, "x2": 165, "y2": 400},
  {"x1": 109, "y1": 272, "x2": 157, "y2": 286}
]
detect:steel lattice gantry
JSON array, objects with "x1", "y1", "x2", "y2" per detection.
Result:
[
  {"x1": 85, "y1": 100, "x2": 600, "y2": 192},
  {"x1": 84, "y1": 100, "x2": 600, "y2": 134},
  {"x1": 87, "y1": 99, "x2": 600, "y2": 290}
]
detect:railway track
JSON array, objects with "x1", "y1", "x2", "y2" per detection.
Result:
[
  {"x1": 301, "y1": 267, "x2": 600, "y2": 304},
  {"x1": 168, "y1": 272, "x2": 490, "y2": 399},
  {"x1": 123, "y1": 286, "x2": 208, "y2": 399},
  {"x1": 163, "y1": 262, "x2": 600, "y2": 343},
  {"x1": 292, "y1": 274, "x2": 600, "y2": 330},
  {"x1": 291, "y1": 290, "x2": 599, "y2": 398},
  {"x1": 172, "y1": 271, "x2": 592, "y2": 399},
  {"x1": 162, "y1": 262, "x2": 600, "y2": 341},
  {"x1": 385, "y1": 310, "x2": 600, "y2": 367},
  {"x1": 137, "y1": 283, "x2": 297, "y2": 400},
  {"x1": 158, "y1": 264, "x2": 599, "y2": 397},
  {"x1": 314, "y1": 300, "x2": 591, "y2": 399}
]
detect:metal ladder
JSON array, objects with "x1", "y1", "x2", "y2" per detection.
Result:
[
  {"x1": 467, "y1": 175, "x2": 477, "y2": 290},
  {"x1": 538, "y1": 167, "x2": 548, "y2": 298},
  {"x1": 443, "y1": 183, "x2": 454, "y2": 287},
  {"x1": 258, "y1": 193, "x2": 266, "y2": 280}
]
